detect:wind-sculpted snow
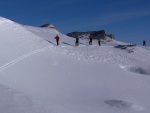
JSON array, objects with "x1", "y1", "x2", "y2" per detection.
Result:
[
  {"x1": 105, "y1": 100, "x2": 143, "y2": 111},
  {"x1": 0, "y1": 84, "x2": 47, "y2": 113},
  {"x1": 54, "y1": 46, "x2": 150, "y2": 68},
  {"x1": 59, "y1": 45, "x2": 150, "y2": 76},
  {"x1": 120, "y1": 65, "x2": 150, "y2": 75}
]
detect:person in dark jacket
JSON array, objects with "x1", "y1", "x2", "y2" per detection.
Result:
[
  {"x1": 143, "y1": 40, "x2": 146, "y2": 46},
  {"x1": 98, "y1": 38, "x2": 101, "y2": 46},
  {"x1": 75, "y1": 35, "x2": 79, "y2": 46},
  {"x1": 89, "y1": 35, "x2": 93, "y2": 45},
  {"x1": 55, "y1": 35, "x2": 60, "y2": 46}
]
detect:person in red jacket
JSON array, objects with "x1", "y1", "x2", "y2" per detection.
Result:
[{"x1": 55, "y1": 35, "x2": 60, "y2": 46}]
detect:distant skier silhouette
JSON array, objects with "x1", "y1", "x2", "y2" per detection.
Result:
[
  {"x1": 75, "y1": 35, "x2": 79, "y2": 46},
  {"x1": 98, "y1": 38, "x2": 101, "y2": 46},
  {"x1": 89, "y1": 35, "x2": 93, "y2": 45},
  {"x1": 143, "y1": 40, "x2": 146, "y2": 46}
]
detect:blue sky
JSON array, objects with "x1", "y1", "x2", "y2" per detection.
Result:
[{"x1": 0, "y1": 0, "x2": 150, "y2": 46}]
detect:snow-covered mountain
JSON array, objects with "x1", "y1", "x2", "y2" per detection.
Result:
[{"x1": 0, "y1": 16, "x2": 150, "y2": 113}]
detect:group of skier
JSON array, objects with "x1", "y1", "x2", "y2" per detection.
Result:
[
  {"x1": 55, "y1": 35, "x2": 146, "y2": 46},
  {"x1": 54, "y1": 34, "x2": 101, "y2": 46},
  {"x1": 88, "y1": 35, "x2": 101, "y2": 46},
  {"x1": 54, "y1": 35, "x2": 147, "y2": 47}
]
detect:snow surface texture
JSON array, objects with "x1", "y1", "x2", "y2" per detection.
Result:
[{"x1": 0, "y1": 16, "x2": 150, "y2": 113}]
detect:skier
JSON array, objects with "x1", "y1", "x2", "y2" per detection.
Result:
[
  {"x1": 143, "y1": 40, "x2": 146, "y2": 46},
  {"x1": 55, "y1": 35, "x2": 60, "y2": 46},
  {"x1": 75, "y1": 35, "x2": 79, "y2": 46},
  {"x1": 89, "y1": 35, "x2": 93, "y2": 45},
  {"x1": 98, "y1": 38, "x2": 101, "y2": 46}
]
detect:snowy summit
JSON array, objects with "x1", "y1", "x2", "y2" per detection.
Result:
[{"x1": 0, "y1": 16, "x2": 150, "y2": 113}]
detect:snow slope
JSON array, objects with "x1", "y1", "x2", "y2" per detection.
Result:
[
  {"x1": 23, "y1": 25, "x2": 76, "y2": 46},
  {"x1": 0, "y1": 16, "x2": 150, "y2": 113}
]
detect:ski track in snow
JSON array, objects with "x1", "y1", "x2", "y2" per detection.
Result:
[
  {"x1": 1, "y1": 43, "x2": 150, "y2": 76},
  {"x1": 0, "y1": 46, "x2": 52, "y2": 72},
  {"x1": 0, "y1": 44, "x2": 86, "y2": 72}
]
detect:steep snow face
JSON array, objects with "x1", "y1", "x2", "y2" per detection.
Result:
[
  {"x1": 0, "y1": 18, "x2": 50, "y2": 66},
  {"x1": 23, "y1": 25, "x2": 60, "y2": 40},
  {"x1": 24, "y1": 25, "x2": 76, "y2": 46}
]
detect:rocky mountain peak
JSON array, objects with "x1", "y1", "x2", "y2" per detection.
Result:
[{"x1": 67, "y1": 30, "x2": 115, "y2": 39}]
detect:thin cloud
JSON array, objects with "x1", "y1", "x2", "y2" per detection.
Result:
[
  {"x1": 77, "y1": 9, "x2": 150, "y2": 29},
  {"x1": 62, "y1": 8, "x2": 150, "y2": 33},
  {"x1": 96, "y1": 9, "x2": 150, "y2": 26}
]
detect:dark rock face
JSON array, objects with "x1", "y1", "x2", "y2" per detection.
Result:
[
  {"x1": 40, "y1": 24, "x2": 51, "y2": 27},
  {"x1": 92, "y1": 30, "x2": 106, "y2": 38},
  {"x1": 40, "y1": 24, "x2": 55, "y2": 28},
  {"x1": 67, "y1": 30, "x2": 115, "y2": 39},
  {"x1": 40, "y1": 24, "x2": 59, "y2": 31},
  {"x1": 106, "y1": 34, "x2": 115, "y2": 39}
]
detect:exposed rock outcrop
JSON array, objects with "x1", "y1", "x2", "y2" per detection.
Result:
[
  {"x1": 40, "y1": 23, "x2": 59, "y2": 31},
  {"x1": 67, "y1": 30, "x2": 115, "y2": 39}
]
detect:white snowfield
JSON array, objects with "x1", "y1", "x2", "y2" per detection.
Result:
[{"x1": 0, "y1": 16, "x2": 150, "y2": 113}]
